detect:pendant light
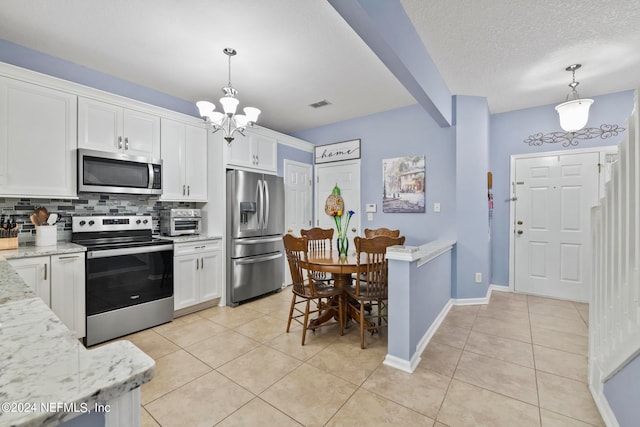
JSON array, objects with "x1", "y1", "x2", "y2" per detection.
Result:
[{"x1": 555, "y1": 64, "x2": 593, "y2": 132}]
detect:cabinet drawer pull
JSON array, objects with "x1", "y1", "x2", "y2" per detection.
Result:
[
  {"x1": 58, "y1": 255, "x2": 80, "y2": 260},
  {"x1": 130, "y1": 295, "x2": 140, "y2": 300}
]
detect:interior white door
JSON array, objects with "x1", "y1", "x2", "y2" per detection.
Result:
[
  {"x1": 514, "y1": 152, "x2": 599, "y2": 301},
  {"x1": 284, "y1": 160, "x2": 313, "y2": 234},
  {"x1": 315, "y1": 160, "x2": 361, "y2": 238},
  {"x1": 283, "y1": 160, "x2": 312, "y2": 286}
]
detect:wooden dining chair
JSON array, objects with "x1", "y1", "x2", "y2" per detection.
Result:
[
  {"x1": 347, "y1": 235, "x2": 405, "y2": 349},
  {"x1": 301, "y1": 227, "x2": 334, "y2": 285},
  {"x1": 283, "y1": 234, "x2": 344, "y2": 345},
  {"x1": 364, "y1": 227, "x2": 400, "y2": 238}
]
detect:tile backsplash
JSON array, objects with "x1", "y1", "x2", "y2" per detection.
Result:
[{"x1": 0, "y1": 194, "x2": 195, "y2": 243}]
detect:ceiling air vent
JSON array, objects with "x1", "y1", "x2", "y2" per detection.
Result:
[{"x1": 309, "y1": 99, "x2": 331, "y2": 109}]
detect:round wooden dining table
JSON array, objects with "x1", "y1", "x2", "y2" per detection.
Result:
[{"x1": 304, "y1": 249, "x2": 370, "y2": 329}]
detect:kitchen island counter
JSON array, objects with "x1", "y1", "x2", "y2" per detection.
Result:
[{"x1": 0, "y1": 255, "x2": 155, "y2": 427}]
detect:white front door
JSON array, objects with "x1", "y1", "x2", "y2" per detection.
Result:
[
  {"x1": 315, "y1": 160, "x2": 361, "y2": 238},
  {"x1": 513, "y1": 152, "x2": 599, "y2": 302},
  {"x1": 284, "y1": 160, "x2": 313, "y2": 286}
]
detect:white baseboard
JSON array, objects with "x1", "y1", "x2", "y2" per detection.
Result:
[
  {"x1": 589, "y1": 382, "x2": 619, "y2": 427},
  {"x1": 384, "y1": 284, "x2": 512, "y2": 373}
]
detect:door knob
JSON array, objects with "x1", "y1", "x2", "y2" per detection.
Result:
[{"x1": 517, "y1": 230, "x2": 523, "y2": 235}]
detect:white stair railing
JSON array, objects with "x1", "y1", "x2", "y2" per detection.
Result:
[{"x1": 590, "y1": 89, "x2": 640, "y2": 425}]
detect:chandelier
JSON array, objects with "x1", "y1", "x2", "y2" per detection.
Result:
[
  {"x1": 196, "y1": 48, "x2": 261, "y2": 144},
  {"x1": 554, "y1": 64, "x2": 594, "y2": 132}
]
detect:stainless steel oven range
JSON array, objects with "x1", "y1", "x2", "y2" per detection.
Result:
[{"x1": 72, "y1": 214, "x2": 174, "y2": 346}]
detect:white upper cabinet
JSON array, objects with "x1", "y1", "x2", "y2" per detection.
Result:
[
  {"x1": 160, "y1": 119, "x2": 207, "y2": 201},
  {"x1": 225, "y1": 130, "x2": 277, "y2": 173},
  {"x1": 78, "y1": 97, "x2": 160, "y2": 158},
  {"x1": 0, "y1": 76, "x2": 77, "y2": 198}
]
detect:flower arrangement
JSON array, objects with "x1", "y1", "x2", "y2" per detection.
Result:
[{"x1": 330, "y1": 209, "x2": 354, "y2": 257}]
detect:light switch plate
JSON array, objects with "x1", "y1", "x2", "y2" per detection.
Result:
[
  {"x1": 434, "y1": 202, "x2": 441, "y2": 212},
  {"x1": 365, "y1": 203, "x2": 377, "y2": 213}
]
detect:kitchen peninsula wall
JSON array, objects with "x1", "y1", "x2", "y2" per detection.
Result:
[{"x1": 0, "y1": 194, "x2": 194, "y2": 243}]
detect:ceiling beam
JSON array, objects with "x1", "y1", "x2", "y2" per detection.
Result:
[{"x1": 328, "y1": 0, "x2": 452, "y2": 127}]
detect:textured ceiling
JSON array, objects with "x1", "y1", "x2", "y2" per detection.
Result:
[
  {"x1": 401, "y1": 0, "x2": 640, "y2": 113},
  {"x1": 1, "y1": 0, "x2": 640, "y2": 134}
]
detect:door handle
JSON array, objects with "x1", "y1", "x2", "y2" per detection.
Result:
[
  {"x1": 44, "y1": 263, "x2": 47, "y2": 280},
  {"x1": 118, "y1": 136, "x2": 123, "y2": 149},
  {"x1": 125, "y1": 137, "x2": 129, "y2": 150},
  {"x1": 200, "y1": 258, "x2": 204, "y2": 270},
  {"x1": 263, "y1": 180, "x2": 270, "y2": 229},
  {"x1": 517, "y1": 230, "x2": 523, "y2": 235}
]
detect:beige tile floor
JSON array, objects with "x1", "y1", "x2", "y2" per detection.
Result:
[{"x1": 113, "y1": 289, "x2": 602, "y2": 426}]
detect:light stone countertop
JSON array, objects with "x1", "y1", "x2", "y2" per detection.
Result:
[
  {"x1": 0, "y1": 242, "x2": 86, "y2": 260},
  {"x1": 386, "y1": 240, "x2": 456, "y2": 264},
  {"x1": 0, "y1": 244, "x2": 155, "y2": 427}
]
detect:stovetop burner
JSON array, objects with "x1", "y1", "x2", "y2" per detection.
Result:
[{"x1": 71, "y1": 214, "x2": 167, "y2": 250}]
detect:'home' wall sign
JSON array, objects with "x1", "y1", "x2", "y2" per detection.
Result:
[{"x1": 314, "y1": 139, "x2": 361, "y2": 164}]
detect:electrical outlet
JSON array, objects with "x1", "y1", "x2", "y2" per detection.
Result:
[
  {"x1": 367, "y1": 212, "x2": 373, "y2": 221},
  {"x1": 475, "y1": 272, "x2": 482, "y2": 283}
]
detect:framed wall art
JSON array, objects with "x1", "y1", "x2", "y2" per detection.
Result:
[{"x1": 382, "y1": 155, "x2": 425, "y2": 213}]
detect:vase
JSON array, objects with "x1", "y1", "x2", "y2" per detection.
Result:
[{"x1": 336, "y1": 235, "x2": 349, "y2": 258}]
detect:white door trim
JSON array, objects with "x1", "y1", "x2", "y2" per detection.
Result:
[{"x1": 508, "y1": 146, "x2": 619, "y2": 292}]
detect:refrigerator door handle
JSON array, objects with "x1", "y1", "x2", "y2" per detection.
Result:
[
  {"x1": 256, "y1": 179, "x2": 263, "y2": 228},
  {"x1": 235, "y1": 252, "x2": 283, "y2": 265},
  {"x1": 263, "y1": 180, "x2": 270, "y2": 230},
  {"x1": 235, "y1": 236, "x2": 282, "y2": 245}
]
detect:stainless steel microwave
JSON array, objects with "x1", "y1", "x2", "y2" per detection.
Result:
[{"x1": 78, "y1": 149, "x2": 162, "y2": 195}]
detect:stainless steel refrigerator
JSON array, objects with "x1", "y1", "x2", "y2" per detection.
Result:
[{"x1": 226, "y1": 170, "x2": 284, "y2": 306}]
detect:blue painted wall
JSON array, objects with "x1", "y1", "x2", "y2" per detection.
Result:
[
  {"x1": 604, "y1": 354, "x2": 640, "y2": 427},
  {"x1": 277, "y1": 144, "x2": 313, "y2": 177},
  {"x1": 0, "y1": 39, "x2": 199, "y2": 117},
  {"x1": 454, "y1": 96, "x2": 490, "y2": 298},
  {"x1": 293, "y1": 104, "x2": 456, "y2": 246},
  {"x1": 489, "y1": 90, "x2": 635, "y2": 286}
]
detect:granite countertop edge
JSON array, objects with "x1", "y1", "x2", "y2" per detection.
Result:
[{"x1": 0, "y1": 250, "x2": 155, "y2": 427}]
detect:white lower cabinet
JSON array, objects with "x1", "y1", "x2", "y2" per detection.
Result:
[
  {"x1": 8, "y1": 256, "x2": 51, "y2": 306},
  {"x1": 50, "y1": 253, "x2": 86, "y2": 339},
  {"x1": 9, "y1": 253, "x2": 85, "y2": 338},
  {"x1": 173, "y1": 239, "x2": 222, "y2": 311}
]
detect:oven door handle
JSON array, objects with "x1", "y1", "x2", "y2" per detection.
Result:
[{"x1": 87, "y1": 244, "x2": 174, "y2": 259}]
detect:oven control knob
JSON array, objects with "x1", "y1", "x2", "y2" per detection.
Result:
[
  {"x1": 143, "y1": 219, "x2": 149, "y2": 224},
  {"x1": 79, "y1": 220, "x2": 86, "y2": 226},
  {"x1": 136, "y1": 219, "x2": 141, "y2": 225},
  {"x1": 88, "y1": 220, "x2": 95, "y2": 226}
]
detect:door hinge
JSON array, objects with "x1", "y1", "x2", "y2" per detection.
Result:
[
  {"x1": 597, "y1": 163, "x2": 602, "y2": 173},
  {"x1": 316, "y1": 176, "x2": 319, "y2": 184}
]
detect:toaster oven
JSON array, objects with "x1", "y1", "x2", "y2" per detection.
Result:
[{"x1": 160, "y1": 208, "x2": 202, "y2": 236}]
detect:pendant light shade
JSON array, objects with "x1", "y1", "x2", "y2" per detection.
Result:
[
  {"x1": 555, "y1": 64, "x2": 593, "y2": 132},
  {"x1": 555, "y1": 98, "x2": 594, "y2": 132}
]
